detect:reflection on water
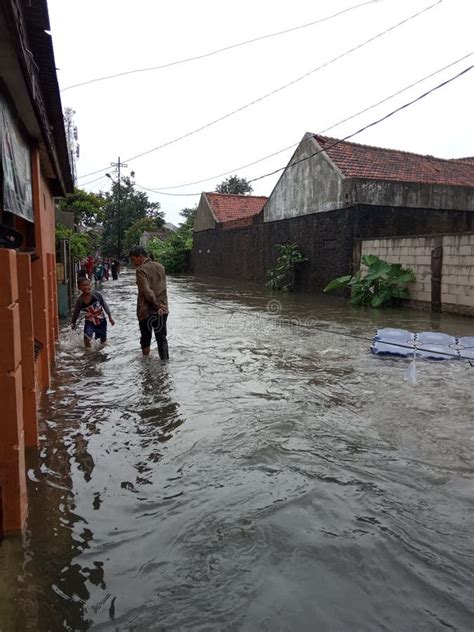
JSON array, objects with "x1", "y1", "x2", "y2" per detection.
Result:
[{"x1": 0, "y1": 272, "x2": 473, "y2": 631}]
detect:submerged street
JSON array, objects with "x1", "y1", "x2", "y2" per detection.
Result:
[{"x1": 1, "y1": 272, "x2": 473, "y2": 631}]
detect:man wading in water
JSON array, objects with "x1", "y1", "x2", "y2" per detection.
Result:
[{"x1": 129, "y1": 245, "x2": 169, "y2": 360}]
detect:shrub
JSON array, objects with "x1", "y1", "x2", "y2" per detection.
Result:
[
  {"x1": 148, "y1": 227, "x2": 192, "y2": 273},
  {"x1": 266, "y1": 243, "x2": 307, "y2": 291},
  {"x1": 324, "y1": 254, "x2": 415, "y2": 307}
]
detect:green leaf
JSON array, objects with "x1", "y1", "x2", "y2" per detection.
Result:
[
  {"x1": 371, "y1": 294, "x2": 386, "y2": 308},
  {"x1": 364, "y1": 260, "x2": 391, "y2": 280},
  {"x1": 361, "y1": 254, "x2": 380, "y2": 267},
  {"x1": 323, "y1": 275, "x2": 352, "y2": 293}
]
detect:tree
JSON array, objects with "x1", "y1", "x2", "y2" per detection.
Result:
[
  {"x1": 57, "y1": 188, "x2": 105, "y2": 227},
  {"x1": 148, "y1": 227, "x2": 192, "y2": 274},
  {"x1": 101, "y1": 176, "x2": 165, "y2": 257},
  {"x1": 124, "y1": 216, "x2": 163, "y2": 253},
  {"x1": 179, "y1": 206, "x2": 197, "y2": 224},
  {"x1": 215, "y1": 175, "x2": 253, "y2": 195},
  {"x1": 148, "y1": 205, "x2": 195, "y2": 273},
  {"x1": 56, "y1": 224, "x2": 91, "y2": 260}
]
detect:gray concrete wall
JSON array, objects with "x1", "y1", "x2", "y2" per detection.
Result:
[
  {"x1": 264, "y1": 135, "x2": 474, "y2": 223},
  {"x1": 353, "y1": 180, "x2": 474, "y2": 212},
  {"x1": 193, "y1": 195, "x2": 216, "y2": 232},
  {"x1": 264, "y1": 135, "x2": 348, "y2": 222}
]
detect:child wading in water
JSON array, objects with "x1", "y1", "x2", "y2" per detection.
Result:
[{"x1": 71, "y1": 278, "x2": 115, "y2": 347}]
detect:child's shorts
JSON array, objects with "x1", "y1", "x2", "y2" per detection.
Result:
[{"x1": 84, "y1": 320, "x2": 107, "y2": 343}]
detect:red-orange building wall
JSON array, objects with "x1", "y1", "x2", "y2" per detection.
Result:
[{"x1": 0, "y1": 147, "x2": 60, "y2": 536}]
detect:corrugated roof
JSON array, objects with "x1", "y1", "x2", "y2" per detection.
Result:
[
  {"x1": 314, "y1": 135, "x2": 474, "y2": 187},
  {"x1": 205, "y1": 193, "x2": 268, "y2": 223}
]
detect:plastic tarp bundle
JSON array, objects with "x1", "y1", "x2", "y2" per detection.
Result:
[
  {"x1": 372, "y1": 328, "x2": 474, "y2": 361},
  {"x1": 0, "y1": 94, "x2": 33, "y2": 222}
]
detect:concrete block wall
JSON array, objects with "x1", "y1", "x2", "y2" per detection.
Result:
[
  {"x1": 441, "y1": 234, "x2": 474, "y2": 308},
  {"x1": 360, "y1": 237, "x2": 435, "y2": 303},
  {"x1": 360, "y1": 233, "x2": 474, "y2": 314}
]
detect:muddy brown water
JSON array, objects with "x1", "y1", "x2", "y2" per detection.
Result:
[{"x1": 0, "y1": 272, "x2": 473, "y2": 631}]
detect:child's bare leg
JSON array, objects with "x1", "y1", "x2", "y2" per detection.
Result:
[{"x1": 84, "y1": 336, "x2": 92, "y2": 348}]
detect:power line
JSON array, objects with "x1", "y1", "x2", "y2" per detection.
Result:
[
  {"x1": 144, "y1": 52, "x2": 472, "y2": 191},
  {"x1": 62, "y1": 1, "x2": 381, "y2": 92},
  {"x1": 133, "y1": 65, "x2": 473, "y2": 197},
  {"x1": 80, "y1": 174, "x2": 110, "y2": 188},
  {"x1": 248, "y1": 64, "x2": 473, "y2": 184},
  {"x1": 77, "y1": 1, "x2": 441, "y2": 182},
  {"x1": 136, "y1": 183, "x2": 201, "y2": 197}
]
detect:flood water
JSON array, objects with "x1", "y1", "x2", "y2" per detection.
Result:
[{"x1": 1, "y1": 271, "x2": 473, "y2": 631}]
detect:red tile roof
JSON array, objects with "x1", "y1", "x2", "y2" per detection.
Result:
[
  {"x1": 205, "y1": 193, "x2": 268, "y2": 223},
  {"x1": 314, "y1": 135, "x2": 474, "y2": 187},
  {"x1": 450, "y1": 156, "x2": 474, "y2": 166}
]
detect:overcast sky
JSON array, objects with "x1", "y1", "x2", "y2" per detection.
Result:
[{"x1": 49, "y1": 0, "x2": 473, "y2": 225}]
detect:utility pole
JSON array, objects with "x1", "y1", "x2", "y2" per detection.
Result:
[
  {"x1": 110, "y1": 157, "x2": 127, "y2": 259},
  {"x1": 64, "y1": 107, "x2": 79, "y2": 184}
]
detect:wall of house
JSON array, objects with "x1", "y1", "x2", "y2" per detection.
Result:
[
  {"x1": 31, "y1": 148, "x2": 59, "y2": 391},
  {"x1": 193, "y1": 196, "x2": 216, "y2": 232},
  {"x1": 0, "y1": 249, "x2": 27, "y2": 536},
  {"x1": 192, "y1": 205, "x2": 474, "y2": 301},
  {"x1": 353, "y1": 180, "x2": 474, "y2": 212},
  {"x1": 193, "y1": 207, "x2": 354, "y2": 291},
  {"x1": 0, "y1": 149, "x2": 59, "y2": 536},
  {"x1": 263, "y1": 135, "x2": 347, "y2": 222},
  {"x1": 263, "y1": 134, "x2": 474, "y2": 225},
  {"x1": 359, "y1": 233, "x2": 474, "y2": 315}
]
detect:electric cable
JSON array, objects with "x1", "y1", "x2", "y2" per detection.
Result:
[
  {"x1": 135, "y1": 183, "x2": 200, "y2": 197},
  {"x1": 77, "y1": 1, "x2": 441, "y2": 182},
  {"x1": 279, "y1": 318, "x2": 474, "y2": 362},
  {"x1": 190, "y1": 298, "x2": 474, "y2": 363},
  {"x1": 143, "y1": 52, "x2": 472, "y2": 192},
  {"x1": 80, "y1": 174, "x2": 110, "y2": 188},
  {"x1": 248, "y1": 64, "x2": 473, "y2": 184},
  {"x1": 131, "y1": 64, "x2": 473, "y2": 197},
  {"x1": 62, "y1": 1, "x2": 382, "y2": 92}
]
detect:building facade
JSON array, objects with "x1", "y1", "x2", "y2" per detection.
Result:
[
  {"x1": 192, "y1": 134, "x2": 474, "y2": 314},
  {"x1": 0, "y1": 0, "x2": 73, "y2": 535}
]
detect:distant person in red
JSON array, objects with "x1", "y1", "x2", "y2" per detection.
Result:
[{"x1": 85, "y1": 256, "x2": 94, "y2": 278}]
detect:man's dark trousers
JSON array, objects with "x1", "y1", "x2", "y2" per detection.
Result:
[{"x1": 139, "y1": 313, "x2": 169, "y2": 359}]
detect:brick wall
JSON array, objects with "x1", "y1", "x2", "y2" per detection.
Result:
[{"x1": 359, "y1": 233, "x2": 474, "y2": 314}]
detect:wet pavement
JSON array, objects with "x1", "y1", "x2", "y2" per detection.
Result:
[{"x1": 0, "y1": 271, "x2": 473, "y2": 631}]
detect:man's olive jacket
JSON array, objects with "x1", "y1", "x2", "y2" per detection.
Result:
[{"x1": 135, "y1": 258, "x2": 169, "y2": 320}]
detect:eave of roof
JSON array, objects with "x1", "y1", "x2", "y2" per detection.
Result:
[{"x1": 12, "y1": 0, "x2": 73, "y2": 195}]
